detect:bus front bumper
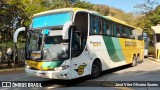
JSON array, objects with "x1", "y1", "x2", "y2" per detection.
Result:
[{"x1": 25, "y1": 68, "x2": 71, "y2": 80}]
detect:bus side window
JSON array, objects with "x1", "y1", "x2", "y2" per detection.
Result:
[
  {"x1": 119, "y1": 25, "x2": 122, "y2": 38},
  {"x1": 130, "y1": 28, "x2": 135, "y2": 39},
  {"x1": 125, "y1": 27, "x2": 130, "y2": 38},
  {"x1": 103, "y1": 20, "x2": 106, "y2": 35},
  {"x1": 110, "y1": 21, "x2": 113, "y2": 36},
  {"x1": 99, "y1": 18, "x2": 102, "y2": 34},
  {"x1": 90, "y1": 15, "x2": 98, "y2": 35},
  {"x1": 137, "y1": 30, "x2": 143, "y2": 40},
  {"x1": 106, "y1": 20, "x2": 110, "y2": 36},
  {"x1": 94, "y1": 17, "x2": 99, "y2": 34},
  {"x1": 116, "y1": 24, "x2": 121, "y2": 37},
  {"x1": 113, "y1": 23, "x2": 117, "y2": 37},
  {"x1": 122, "y1": 26, "x2": 126, "y2": 38}
]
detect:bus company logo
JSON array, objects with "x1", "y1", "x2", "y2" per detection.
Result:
[
  {"x1": 125, "y1": 41, "x2": 137, "y2": 47},
  {"x1": 2, "y1": 82, "x2": 11, "y2": 87},
  {"x1": 75, "y1": 65, "x2": 87, "y2": 75},
  {"x1": 90, "y1": 41, "x2": 101, "y2": 47},
  {"x1": 1, "y1": 82, "x2": 42, "y2": 88}
]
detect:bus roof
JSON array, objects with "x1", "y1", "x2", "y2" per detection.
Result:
[
  {"x1": 33, "y1": 8, "x2": 142, "y2": 31},
  {"x1": 105, "y1": 16, "x2": 142, "y2": 31},
  {"x1": 33, "y1": 8, "x2": 88, "y2": 17}
]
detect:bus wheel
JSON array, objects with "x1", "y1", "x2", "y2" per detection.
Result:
[
  {"x1": 131, "y1": 56, "x2": 137, "y2": 67},
  {"x1": 90, "y1": 60, "x2": 101, "y2": 79}
]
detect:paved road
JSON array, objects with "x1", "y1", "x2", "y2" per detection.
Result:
[{"x1": 0, "y1": 58, "x2": 160, "y2": 90}]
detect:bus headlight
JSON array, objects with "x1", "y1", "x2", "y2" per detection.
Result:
[
  {"x1": 26, "y1": 65, "x2": 30, "y2": 69},
  {"x1": 54, "y1": 65, "x2": 69, "y2": 71}
]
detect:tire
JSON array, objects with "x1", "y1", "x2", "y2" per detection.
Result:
[
  {"x1": 90, "y1": 60, "x2": 101, "y2": 79},
  {"x1": 131, "y1": 56, "x2": 137, "y2": 67}
]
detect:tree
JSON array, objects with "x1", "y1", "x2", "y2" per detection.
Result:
[
  {"x1": 0, "y1": 2, "x2": 26, "y2": 43},
  {"x1": 134, "y1": 0, "x2": 159, "y2": 14},
  {"x1": 134, "y1": 0, "x2": 160, "y2": 34},
  {"x1": 92, "y1": 5, "x2": 110, "y2": 15},
  {"x1": 73, "y1": 1, "x2": 93, "y2": 10},
  {"x1": 48, "y1": 0, "x2": 71, "y2": 9},
  {"x1": 6, "y1": 0, "x2": 49, "y2": 26}
]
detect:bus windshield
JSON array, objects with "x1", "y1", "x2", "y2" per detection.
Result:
[
  {"x1": 26, "y1": 30, "x2": 69, "y2": 60},
  {"x1": 25, "y1": 30, "x2": 42, "y2": 60},
  {"x1": 32, "y1": 12, "x2": 72, "y2": 29},
  {"x1": 43, "y1": 34, "x2": 69, "y2": 60},
  {"x1": 26, "y1": 12, "x2": 72, "y2": 60}
]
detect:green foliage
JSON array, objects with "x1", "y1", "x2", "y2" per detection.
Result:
[
  {"x1": 73, "y1": 1, "x2": 93, "y2": 10},
  {"x1": 135, "y1": 5, "x2": 160, "y2": 40},
  {"x1": 147, "y1": 6, "x2": 160, "y2": 25},
  {"x1": 148, "y1": 46, "x2": 155, "y2": 55},
  {"x1": 92, "y1": 5, "x2": 109, "y2": 15},
  {"x1": 7, "y1": 0, "x2": 49, "y2": 26},
  {"x1": 0, "y1": 41, "x2": 14, "y2": 49},
  {"x1": 109, "y1": 7, "x2": 137, "y2": 25}
]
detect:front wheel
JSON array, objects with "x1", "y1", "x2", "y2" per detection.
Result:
[{"x1": 90, "y1": 61, "x2": 101, "y2": 79}]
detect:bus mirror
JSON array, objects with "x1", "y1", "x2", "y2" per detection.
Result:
[
  {"x1": 62, "y1": 21, "x2": 73, "y2": 40},
  {"x1": 13, "y1": 27, "x2": 25, "y2": 43}
]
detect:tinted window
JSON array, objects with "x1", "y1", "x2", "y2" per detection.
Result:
[
  {"x1": 156, "y1": 34, "x2": 160, "y2": 42},
  {"x1": 90, "y1": 15, "x2": 99, "y2": 35},
  {"x1": 90, "y1": 15, "x2": 103, "y2": 35},
  {"x1": 116, "y1": 24, "x2": 121, "y2": 37}
]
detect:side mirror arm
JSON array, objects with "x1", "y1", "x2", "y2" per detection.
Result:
[{"x1": 13, "y1": 27, "x2": 25, "y2": 43}]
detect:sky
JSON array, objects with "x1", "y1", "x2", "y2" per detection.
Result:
[{"x1": 81, "y1": 0, "x2": 160, "y2": 13}]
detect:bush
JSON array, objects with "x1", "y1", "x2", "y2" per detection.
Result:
[{"x1": 148, "y1": 46, "x2": 155, "y2": 56}]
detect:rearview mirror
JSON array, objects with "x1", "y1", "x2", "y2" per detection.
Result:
[
  {"x1": 62, "y1": 21, "x2": 73, "y2": 40},
  {"x1": 13, "y1": 27, "x2": 25, "y2": 43}
]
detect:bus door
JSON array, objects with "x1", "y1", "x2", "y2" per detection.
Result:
[{"x1": 70, "y1": 29, "x2": 90, "y2": 78}]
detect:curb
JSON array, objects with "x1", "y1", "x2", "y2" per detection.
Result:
[
  {"x1": 0, "y1": 68, "x2": 24, "y2": 72},
  {"x1": 148, "y1": 57, "x2": 160, "y2": 63}
]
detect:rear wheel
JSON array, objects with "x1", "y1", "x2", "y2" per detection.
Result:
[
  {"x1": 131, "y1": 56, "x2": 137, "y2": 67},
  {"x1": 90, "y1": 60, "x2": 101, "y2": 79}
]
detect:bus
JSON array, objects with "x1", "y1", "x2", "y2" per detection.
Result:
[
  {"x1": 14, "y1": 8, "x2": 144, "y2": 79},
  {"x1": 152, "y1": 25, "x2": 160, "y2": 59},
  {"x1": 143, "y1": 33, "x2": 150, "y2": 57}
]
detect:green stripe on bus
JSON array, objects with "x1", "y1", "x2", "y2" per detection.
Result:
[
  {"x1": 103, "y1": 36, "x2": 120, "y2": 62},
  {"x1": 112, "y1": 38, "x2": 125, "y2": 61},
  {"x1": 103, "y1": 36, "x2": 125, "y2": 62},
  {"x1": 43, "y1": 60, "x2": 64, "y2": 69}
]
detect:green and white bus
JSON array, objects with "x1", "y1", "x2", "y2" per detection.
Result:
[{"x1": 14, "y1": 8, "x2": 144, "y2": 79}]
